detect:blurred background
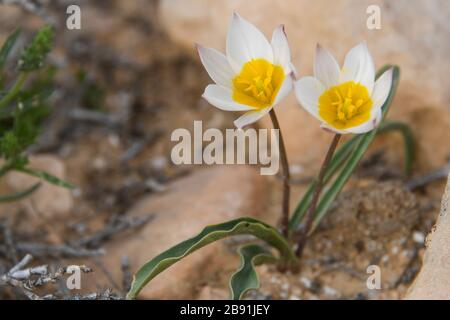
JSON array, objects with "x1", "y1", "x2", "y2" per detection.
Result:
[{"x1": 0, "y1": 0, "x2": 449, "y2": 300}]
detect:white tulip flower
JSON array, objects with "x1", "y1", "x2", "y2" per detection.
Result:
[
  {"x1": 197, "y1": 13, "x2": 295, "y2": 129},
  {"x1": 295, "y1": 43, "x2": 392, "y2": 134}
]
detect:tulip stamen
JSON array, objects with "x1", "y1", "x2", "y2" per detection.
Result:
[
  {"x1": 232, "y1": 58, "x2": 285, "y2": 110},
  {"x1": 318, "y1": 81, "x2": 373, "y2": 130}
]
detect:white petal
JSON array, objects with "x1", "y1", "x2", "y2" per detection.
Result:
[
  {"x1": 203, "y1": 85, "x2": 253, "y2": 111},
  {"x1": 233, "y1": 107, "x2": 271, "y2": 129},
  {"x1": 320, "y1": 123, "x2": 348, "y2": 134},
  {"x1": 294, "y1": 76, "x2": 325, "y2": 118},
  {"x1": 314, "y1": 44, "x2": 340, "y2": 88},
  {"x1": 371, "y1": 68, "x2": 393, "y2": 110},
  {"x1": 290, "y1": 62, "x2": 299, "y2": 80},
  {"x1": 226, "y1": 12, "x2": 273, "y2": 73},
  {"x1": 196, "y1": 44, "x2": 235, "y2": 88},
  {"x1": 271, "y1": 25, "x2": 291, "y2": 73},
  {"x1": 343, "y1": 108, "x2": 382, "y2": 134},
  {"x1": 373, "y1": 107, "x2": 383, "y2": 127},
  {"x1": 340, "y1": 42, "x2": 375, "y2": 94},
  {"x1": 272, "y1": 72, "x2": 294, "y2": 106}
]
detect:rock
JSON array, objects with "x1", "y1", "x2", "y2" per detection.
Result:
[
  {"x1": 92, "y1": 166, "x2": 270, "y2": 299},
  {"x1": 406, "y1": 173, "x2": 450, "y2": 299},
  {"x1": 0, "y1": 155, "x2": 73, "y2": 221},
  {"x1": 159, "y1": 0, "x2": 450, "y2": 172}
]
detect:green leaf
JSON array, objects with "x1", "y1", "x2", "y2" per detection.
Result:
[
  {"x1": 377, "y1": 119, "x2": 415, "y2": 175},
  {"x1": 0, "y1": 65, "x2": 55, "y2": 155},
  {"x1": 229, "y1": 244, "x2": 276, "y2": 300},
  {"x1": 17, "y1": 167, "x2": 76, "y2": 189},
  {"x1": 289, "y1": 117, "x2": 413, "y2": 230},
  {"x1": 0, "y1": 28, "x2": 21, "y2": 70},
  {"x1": 18, "y1": 25, "x2": 54, "y2": 72},
  {"x1": 12, "y1": 101, "x2": 49, "y2": 150},
  {"x1": 310, "y1": 65, "x2": 400, "y2": 232},
  {"x1": 0, "y1": 72, "x2": 28, "y2": 110},
  {"x1": 126, "y1": 217, "x2": 297, "y2": 300},
  {"x1": 0, "y1": 182, "x2": 41, "y2": 203},
  {"x1": 289, "y1": 134, "x2": 362, "y2": 230},
  {"x1": 0, "y1": 131, "x2": 21, "y2": 159},
  {"x1": 24, "y1": 65, "x2": 57, "y2": 100}
]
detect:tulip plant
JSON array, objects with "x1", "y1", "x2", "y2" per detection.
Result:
[
  {"x1": 0, "y1": 26, "x2": 74, "y2": 203},
  {"x1": 128, "y1": 13, "x2": 413, "y2": 300}
]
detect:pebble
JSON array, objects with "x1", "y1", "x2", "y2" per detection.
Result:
[
  {"x1": 151, "y1": 156, "x2": 168, "y2": 170},
  {"x1": 413, "y1": 231, "x2": 425, "y2": 244},
  {"x1": 108, "y1": 134, "x2": 121, "y2": 148},
  {"x1": 323, "y1": 286, "x2": 340, "y2": 297},
  {"x1": 290, "y1": 164, "x2": 304, "y2": 175},
  {"x1": 299, "y1": 277, "x2": 312, "y2": 289},
  {"x1": 391, "y1": 246, "x2": 400, "y2": 255}
]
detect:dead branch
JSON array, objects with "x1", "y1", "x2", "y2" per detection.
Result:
[
  {"x1": 71, "y1": 214, "x2": 154, "y2": 248},
  {"x1": 0, "y1": 242, "x2": 105, "y2": 258},
  {"x1": 0, "y1": 254, "x2": 118, "y2": 300},
  {"x1": 405, "y1": 161, "x2": 450, "y2": 190}
]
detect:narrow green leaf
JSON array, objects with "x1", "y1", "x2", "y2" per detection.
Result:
[
  {"x1": 310, "y1": 65, "x2": 400, "y2": 232},
  {"x1": 0, "y1": 182, "x2": 41, "y2": 203},
  {"x1": 289, "y1": 134, "x2": 362, "y2": 230},
  {"x1": 377, "y1": 119, "x2": 415, "y2": 175},
  {"x1": 126, "y1": 217, "x2": 297, "y2": 300},
  {"x1": 17, "y1": 167, "x2": 76, "y2": 189},
  {"x1": 376, "y1": 64, "x2": 393, "y2": 79},
  {"x1": 0, "y1": 72, "x2": 28, "y2": 110},
  {"x1": 0, "y1": 28, "x2": 21, "y2": 70},
  {"x1": 229, "y1": 244, "x2": 276, "y2": 300}
]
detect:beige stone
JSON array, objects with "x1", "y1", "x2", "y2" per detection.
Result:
[{"x1": 406, "y1": 174, "x2": 450, "y2": 299}]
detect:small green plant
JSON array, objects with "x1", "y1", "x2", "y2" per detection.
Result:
[
  {"x1": 0, "y1": 26, "x2": 75, "y2": 203},
  {"x1": 127, "y1": 14, "x2": 414, "y2": 300}
]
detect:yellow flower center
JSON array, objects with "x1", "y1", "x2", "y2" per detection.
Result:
[
  {"x1": 319, "y1": 81, "x2": 373, "y2": 130},
  {"x1": 232, "y1": 59, "x2": 285, "y2": 110}
]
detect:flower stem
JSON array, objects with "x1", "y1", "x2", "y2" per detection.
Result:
[
  {"x1": 295, "y1": 133, "x2": 341, "y2": 257},
  {"x1": 269, "y1": 109, "x2": 290, "y2": 239}
]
